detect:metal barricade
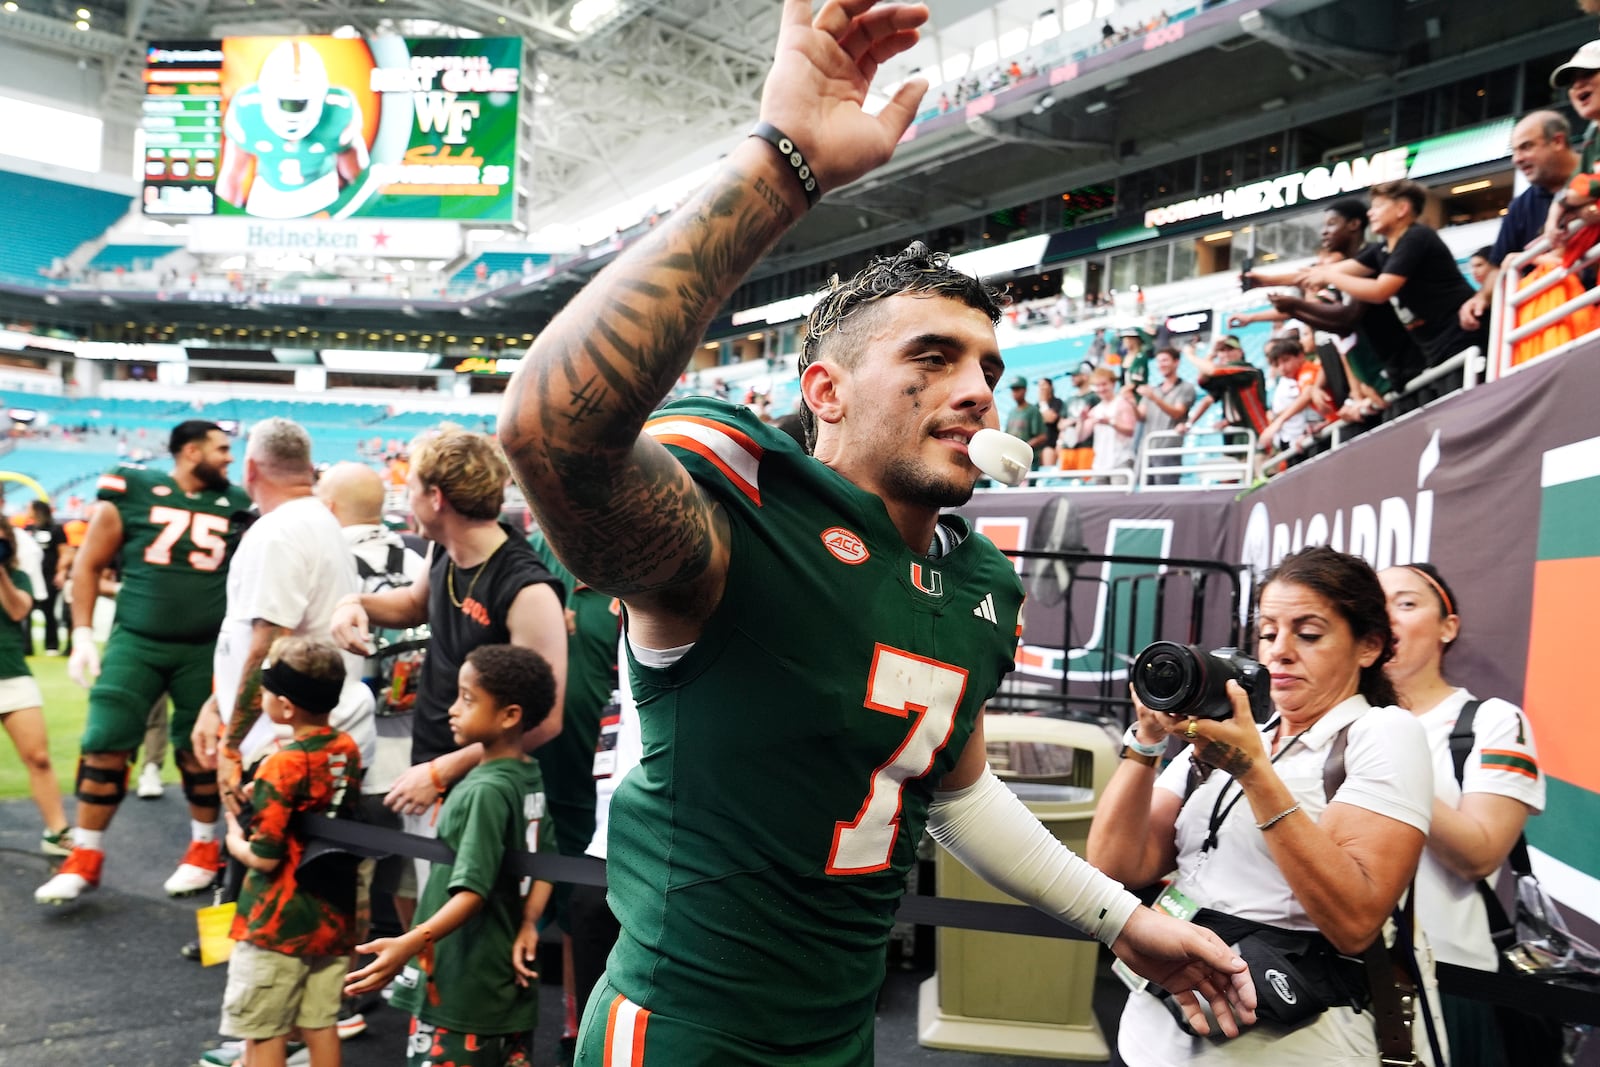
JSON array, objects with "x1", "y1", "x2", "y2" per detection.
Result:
[
  {"x1": 1135, "y1": 428, "x2": 1256, "y2": 488},
  {"x1": 1487, "y1": 230, "x2": 1600, "y2": 382},
  {"x1": 989, "y1": 548, "x2": 1248, "y2": 728}
]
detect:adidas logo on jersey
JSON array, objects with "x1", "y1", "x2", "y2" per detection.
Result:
[{"x1": 973, "y1": 593, "x2": 997, "y2": 624}]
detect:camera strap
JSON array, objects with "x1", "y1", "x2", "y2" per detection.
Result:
[{"x1": 1199, "y1": 717, "x2": 1301, "y2": 853}]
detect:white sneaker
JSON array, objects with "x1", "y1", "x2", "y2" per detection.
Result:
[
  {"x1": 199, "y1": 1040, "x2": 308, "y2": 1066},
  {"x1": 136, "y1": 762, "x2": 164, "y2": 799}
]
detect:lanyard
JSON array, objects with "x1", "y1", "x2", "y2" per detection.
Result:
[{"x1": 1200, "y1": 718, "x2": 1301, "y2": 854}]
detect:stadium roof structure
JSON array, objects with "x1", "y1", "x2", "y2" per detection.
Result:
[{"x1": 1, "y1": 0, "x2": 1596, "y2": 340}]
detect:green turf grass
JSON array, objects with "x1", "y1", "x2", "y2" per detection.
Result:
[{"x1": 0, "y1": 644, "x2": 174, "y2": 801}]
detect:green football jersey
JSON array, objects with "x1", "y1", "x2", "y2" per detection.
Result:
[
  {"x1": 529, "y1": 530, "x2": 617, "y2": 856},
  {"x1": 605, "y1": 398, "x2": 1024, "y2": 1048},
  {"x1": 96, "y1": 466, "x2": 251, "y2": 641},
  {"x1": 224, "y1": 84, "x2": 358, "y2": 193}
]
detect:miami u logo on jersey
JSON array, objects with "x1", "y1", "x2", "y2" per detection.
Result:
[{"x1": 909, "y1": 562, "x2": 943, "y2": 597}]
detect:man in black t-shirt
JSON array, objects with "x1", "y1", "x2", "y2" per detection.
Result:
[
  {"x1": 1300, "y1": 180, "x2": 1482, "y2": 399},
  {"x1": 330, "y1": 430, "x2": 567, "y2": 824}
]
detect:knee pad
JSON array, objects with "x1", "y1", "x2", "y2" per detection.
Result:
[
  {"x1": 75, "y1": 760, "x2": 127, "y2": 807},
  {"x1": 180, "y1": 765, "x2": 220, "y2": 810}
]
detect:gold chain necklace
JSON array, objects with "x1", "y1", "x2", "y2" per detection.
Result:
[{"x1": 447, "y1": 538, "x2": 506, "y2": 608}]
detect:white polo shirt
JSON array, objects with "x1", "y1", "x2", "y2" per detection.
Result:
[
  {"x1": 1117, "y1": 696, "x2": 1438, "y2": 1066},
  {"x1": 1413, "y1": 688, "x2": 1544, "y2": 971}
]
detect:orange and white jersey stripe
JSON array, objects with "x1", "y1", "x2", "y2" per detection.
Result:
[
  {"x1": 97, "y1": 473, "x2": 127, "y2": 494},
  {"x1": 644, "y1": 414, "x2": 763, "y2": 505},
  {"x1": 602, "y1": 993, "x2": 650, "y2": 1066}
]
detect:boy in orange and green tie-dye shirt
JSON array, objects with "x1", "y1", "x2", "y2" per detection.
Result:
[{"x1": 220, "y1": 636, "x2": 363, "y2": 1067}]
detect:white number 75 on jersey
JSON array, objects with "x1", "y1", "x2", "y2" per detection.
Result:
[{"x1": 827, "y1": 645, "x2": 968, "y2": 876}]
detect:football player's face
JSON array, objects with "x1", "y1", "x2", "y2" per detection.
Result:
[
  {"x1": 825, "y1": 293, "x2": 1002, "y2": 510},
  {"x1": 192, "y1": 431, "x2": 234, "y2": 491}
]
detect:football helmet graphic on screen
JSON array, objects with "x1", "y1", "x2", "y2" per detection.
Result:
[{"x1": 256, "y1": 40, "x2": 329, "y2": 141}]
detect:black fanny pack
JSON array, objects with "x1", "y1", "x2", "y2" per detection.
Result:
[{"x1": 1160, "y1": 909, "x2": 1369, "y2": 1030}]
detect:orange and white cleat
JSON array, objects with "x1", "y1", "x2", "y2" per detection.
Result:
[
  {"x1": 35, "y1": 847, "x2": 105, "y2": 904},
  {"x1": 163, "y1": 839, "x2": 223, "y2": 897}
]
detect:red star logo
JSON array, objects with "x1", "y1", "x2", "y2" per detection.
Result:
[{"x1": 372, "y1": 228, "x2": 391, "y2": 249}]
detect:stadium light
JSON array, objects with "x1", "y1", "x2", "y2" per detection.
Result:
[
  {"x1": 2, "y1": 4, "x2": 17, "y2": 14},
  {"x1": 569, "y1": 0, "x2": 621, "y2": 33},
  {"x1": 74, "y1": 18, "x2": 88, "y2": 29}
]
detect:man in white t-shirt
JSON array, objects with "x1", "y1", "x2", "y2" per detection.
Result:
[{"x1": 191, "y1": 418, "x2": 374, "y2": 798}]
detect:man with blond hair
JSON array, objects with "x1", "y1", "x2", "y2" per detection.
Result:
[{"x1": 331, "y1": 428, "x2": 566, "y2": 870}]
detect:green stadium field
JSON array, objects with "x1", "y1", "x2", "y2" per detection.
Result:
[{"x1": 0, "y1": 643, "x2": 173, "y2": 801}]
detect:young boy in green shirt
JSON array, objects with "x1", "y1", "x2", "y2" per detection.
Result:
[{"x1": 347, "y1": 644, "x2": 558, "y2": 1067}]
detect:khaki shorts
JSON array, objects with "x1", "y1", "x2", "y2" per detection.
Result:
[
  {"x1": 0, "y1": 674, "x2": 43, "y2": 716},
  {"x1": 220, "y1": 941, "x2": 350, "y2": 1040}
]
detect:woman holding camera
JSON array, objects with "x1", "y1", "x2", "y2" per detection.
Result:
[
  {"x1": 1380, "y1": 563, "x2": 1544, "y2": 1067},
  {"x1": 0, "y1": 514, "x2": 71, "y2": 855},
  {"x1": 1088, "y1": 545, "x2": 1440, "y2": 1064}
]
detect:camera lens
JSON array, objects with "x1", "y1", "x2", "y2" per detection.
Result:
[
  {"x1": 1131, "y1": 641, "x2": 1202, "y2": 714},
  {"x1": 1142, "y1": 652, "x2": 1186, "y2": 701}
]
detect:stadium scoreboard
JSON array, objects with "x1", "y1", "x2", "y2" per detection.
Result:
[{"x1": 142, "y1": 35, "x2": 523, "y2": 222}]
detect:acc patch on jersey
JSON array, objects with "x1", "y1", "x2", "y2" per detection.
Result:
[{"x1": 821, "y1": 527, "x2": 869, "y2": 565}]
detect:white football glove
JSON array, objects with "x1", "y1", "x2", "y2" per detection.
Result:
[{"x1": 68, "y1": 628, "x2": 100, "y2": 688}]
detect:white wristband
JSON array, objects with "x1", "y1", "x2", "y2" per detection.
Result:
[
  {"x1": 927, "y1": 768, "x2": 1139, "y2": 947},
  {"x1": 1122, "y1": 723, "x2": 1165, "y2": 759},
  {"x1": 72, "y1": 626, "x2": 95, "y2": 642}
]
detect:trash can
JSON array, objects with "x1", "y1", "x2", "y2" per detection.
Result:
[{"x1": 917, "y1": 714, "x2": 1117, "y2": 1060}]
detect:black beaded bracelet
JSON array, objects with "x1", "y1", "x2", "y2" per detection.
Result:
[{"x1": 749, "y1": 121, "x2": 821, "y2": 208}]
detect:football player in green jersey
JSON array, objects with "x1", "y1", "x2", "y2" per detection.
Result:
[
  {"x1": 216, "y1": 39, "x2": 369, "y2": 219},
  {"x1": 38, "y1": 421, "x2": 252, "y2": 905},
  {"x1": 499, "y1": 2, "x2": 1257, "y2": 1062}
]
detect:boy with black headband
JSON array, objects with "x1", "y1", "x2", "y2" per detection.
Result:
[
  {"x1": 219, "y1": 636, "x2": 363, "y2": 1067},
  {"x1": 346, "y1": 644, "x2": 558, "y2": 1067}
]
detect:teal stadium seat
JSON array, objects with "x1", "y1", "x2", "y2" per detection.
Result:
[{"x1": 0, "y1": 168, "x2": 133, "y2": 285}]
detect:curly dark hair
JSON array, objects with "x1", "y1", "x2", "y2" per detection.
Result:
[
  {"x1": 465, "y1": 644, "x2": 557, "y2": 732},
  {"x1": 796, "y1": 242, "x2": 1003, "y2": 452},
  {"x1": 1258, "y1": 545, "x2": 1398, "y2": 707}
]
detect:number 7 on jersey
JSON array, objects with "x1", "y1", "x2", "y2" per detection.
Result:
[{"x1": 827, "y1": 645, "x2": 968, "y2": 875}]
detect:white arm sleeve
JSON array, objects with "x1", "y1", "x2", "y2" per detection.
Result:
[{"x1": 926, "y1": 767, "x2": 1140, "y2": 948}]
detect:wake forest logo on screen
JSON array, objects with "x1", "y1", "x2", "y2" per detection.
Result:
[{"x1": 142, "y1": 36, "x2": 523, "y2": 222}]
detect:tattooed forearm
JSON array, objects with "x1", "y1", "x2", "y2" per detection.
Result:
[
  {"x1": 498, "y1": 144, "x2": 802, "y2": 596},
  {"x1": 1195, "y1": 740, "x2": 1254, "y2": 778},
  {"x1": 753, "y1": 175, "x2": 794, "y2": 226}
]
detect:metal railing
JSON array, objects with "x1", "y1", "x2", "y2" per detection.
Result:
[
  {"x1": 1259, "y1": 345, "x2": 1480, "y2": 478},
  {"x1": 1487, "y1": 229, "x2": 1600, "y2": 383},
  {"x1": 991, "y1": 548, "x2": 1248, "y2": 727},
  {"x1": 1135, "y1": 429, "x2": 1257, "y2": 489}
]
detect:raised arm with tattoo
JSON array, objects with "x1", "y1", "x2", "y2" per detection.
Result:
[{"x1": 499, "y1": 0, "x2": 928, "y2": 645}]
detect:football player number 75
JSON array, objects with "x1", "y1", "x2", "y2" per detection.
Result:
[
  {"x1": 827, "y1": 645, "x2": 968, "y2": 875},
  {"x1": 144, "y1": 506, "x2": 230, "y2": 571}
]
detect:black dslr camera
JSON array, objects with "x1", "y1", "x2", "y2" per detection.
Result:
[{"x1": 1131, "y1": 641, "x2": 1273, "y2": 723}]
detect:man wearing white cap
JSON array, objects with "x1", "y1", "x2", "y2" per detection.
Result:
[{"x1": 1543, "y1": 41, "x2": 1600, "y2": 243}]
